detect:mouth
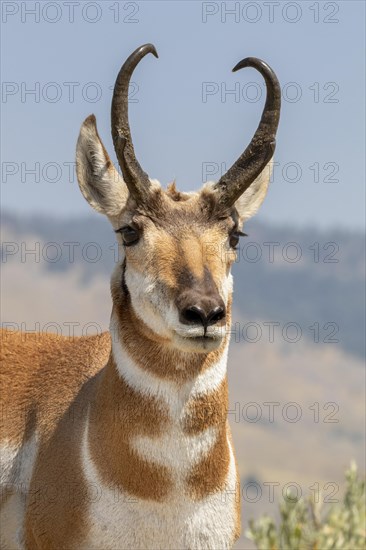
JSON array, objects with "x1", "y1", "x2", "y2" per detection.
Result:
[
  {"x1": 172, "y1": 330, "x2": 224, "y2": 353},
  {"x1": 189, "y1": 334, "x2": 220, "y2": 342}
]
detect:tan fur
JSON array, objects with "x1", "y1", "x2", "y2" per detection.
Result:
[
  {"x1": 186, "y1": 422, "x2": 230, "y2": 501},
  {"x1": 183, "y1": 379, "x2": 228, "y2": 435},
  {"x1": 0, "y1": 330, "x2": 110, "y2": 548},
  {"x1": 0, "y1": 330, "x2": 110, "y2": 446},
  {"x1": 183, "y1": 380, "x2": 232, "y2": 500},
  {"x1": 88, "y1": 358, "x2": 172, "y2": 502},
  {"x1": 181, "y1": 238, "x2": 205, "y2": 280}
]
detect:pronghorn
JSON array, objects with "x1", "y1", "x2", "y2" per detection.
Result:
[{"x1": 0, "y1": 44, "x2": 280, "y2": 549}]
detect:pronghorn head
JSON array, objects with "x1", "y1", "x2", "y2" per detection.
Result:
[{"x1": 76, "y1": 44, "x2": 280, "y2": 354}]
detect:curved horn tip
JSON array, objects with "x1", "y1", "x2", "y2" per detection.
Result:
[
  {"x1": 232, "y1": 56, "x2": 271, "y2": 73},
  {"x1": 138, "y1": 43, "x2": 159, "y2": 59}
]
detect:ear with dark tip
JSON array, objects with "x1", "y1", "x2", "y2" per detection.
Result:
[{"x1": 76, "y1": 114, "x2": 128, "y2": 217}]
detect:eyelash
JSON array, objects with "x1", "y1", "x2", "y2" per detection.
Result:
[
  {"x1": 115, "y1": 225, "x2": 140, "y2": 246},
  {"x1": 229, "y1": 230, "x2": 247, "y2": 249}
]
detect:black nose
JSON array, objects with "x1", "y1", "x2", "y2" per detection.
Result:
[{"x1": 180, "y1": 302, "x2": 226, "y2": 329}]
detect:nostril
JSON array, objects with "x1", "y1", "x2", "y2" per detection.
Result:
[
  {"x1": 182, "y1": 305, "x2": 206, "y2": 326},
  {"x1": 207, "y1": 306, "x2": 226, "y2": 326},
  {"x1": 180, "y1": 304, "x2": 226, "y2": 328}
]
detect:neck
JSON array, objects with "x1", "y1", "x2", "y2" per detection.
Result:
[
  {"x1": 86, "y1": 290, "x2": 232, "y2": 502},
  {"x1": 109, "y1": 283, "x2": 231, "y2": 407}
]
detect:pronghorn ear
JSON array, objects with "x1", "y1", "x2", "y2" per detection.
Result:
[
  {"x1": 76, "y1": 114, "x2": 128, "y2": 217},
  {"x1": 234, "y1": 159, "x2": 273, "y2": 224}
]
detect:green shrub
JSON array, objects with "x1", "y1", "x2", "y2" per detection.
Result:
[{"x1": 246, "y1": 462, "x2": 366, "y2": 550}]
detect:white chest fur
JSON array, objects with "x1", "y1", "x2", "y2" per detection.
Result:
[
  {"x1": 81, "y1": 417, "x2": 238, "y2": 550},
  {"x1": 80, "y1": 339, "x2": 238, "y2": 550}
]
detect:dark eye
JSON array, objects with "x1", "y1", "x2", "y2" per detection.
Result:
[
  {"x1": 115, "y1": 225, "x2": 140, "y2": 246},
  {"x1": 229, "y1": 230, "x2": 247, "y2": 249}
]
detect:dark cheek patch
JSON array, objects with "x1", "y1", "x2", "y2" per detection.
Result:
[{"x1": 121, "y1": 259, "x2": 130, "y2": 297}]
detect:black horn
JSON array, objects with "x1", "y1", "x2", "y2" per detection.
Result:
[
  {"x1": 111, "y1": 44, "x2": 158, "y2": 201},
  {"x1": 214, "y1": 57, "x2": 281, "y2": 207}
]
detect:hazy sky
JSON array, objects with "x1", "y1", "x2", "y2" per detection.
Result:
[{"x1": 1, "y1": 1, "x2": 365, "y2": 229}]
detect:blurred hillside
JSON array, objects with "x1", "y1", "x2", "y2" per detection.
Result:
[
  {"x1": 1, "y1": 212, "x2": 365, "y2": 549},
  {"x1": 1, "y1": 211, "x2": 364, "y2": 359}
]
